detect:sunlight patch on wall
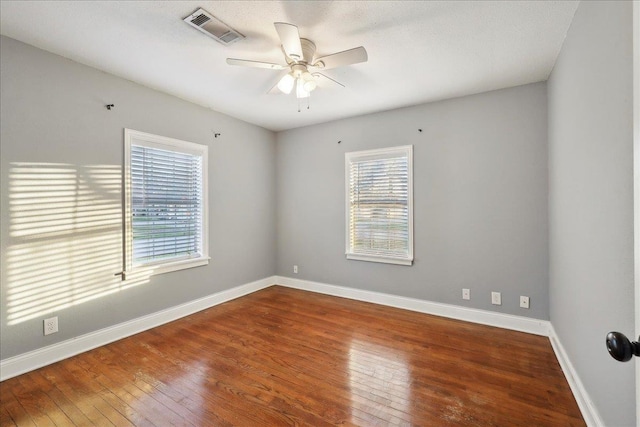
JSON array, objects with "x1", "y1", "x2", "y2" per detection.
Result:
[
  {"x1": 349, "y1": 338, "x2": 411, "y2": 425},
  {"x1": 6, "y1": 163, "x2": 151, "y2": 325}
]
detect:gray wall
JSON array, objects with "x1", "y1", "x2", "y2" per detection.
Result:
[
  {"x1": 0, "y1": 36, "x2": 277, "y2": 359},
  {"x1": 276, "y1": 82, "x2": 549, "y2": 319},
  {"x1": 548, "y1": 1, "x2": 635, "y2": 425}
]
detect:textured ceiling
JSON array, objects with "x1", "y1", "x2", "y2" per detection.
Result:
[{"x1": 0, "y1": 1, "x2": 578, "y2": 131}]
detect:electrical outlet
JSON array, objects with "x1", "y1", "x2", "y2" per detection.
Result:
[
  {"x1": 491, "y1": 292, "x2": 502, "y2": 306},
  {"x1": 44, "y1": 316, "x2": 58, "y2": 335},
  {"x1": 462, "y1": 288, "x2": 470, "y2": 300},
  {"x1": 520, "y1": 296, "x2": 530, "y2": 309},
  {"x1": 293, "y1": 265, "x2": 298, "y2": 274}
]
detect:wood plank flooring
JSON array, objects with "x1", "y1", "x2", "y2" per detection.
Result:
[{"x1": 0, "y1": 286, "x2": 585, "y2": 426}]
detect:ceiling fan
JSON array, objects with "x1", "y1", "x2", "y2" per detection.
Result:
[{"x1": 226, "y1": 22, "x2": 368, "y2": 100}]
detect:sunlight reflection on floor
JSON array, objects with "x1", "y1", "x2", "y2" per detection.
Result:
[{"x1": 349, "y1": 338, "x2": 411, "y2": 426}]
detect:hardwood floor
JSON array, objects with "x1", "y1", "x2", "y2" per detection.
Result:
[{"x1": 1, "y1": 286, "x2": 585, "y2": 426}]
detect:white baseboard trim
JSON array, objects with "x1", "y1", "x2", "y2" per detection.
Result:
[
  {"x1": 548, "y1": 325, "x2": 604, "y2": 427},
  {"x1": 274, "y1": 276, "x2": 551, "y2": 336},
  {"x1": 0, "y1": 276, "x2": 274, "y2": 382}
]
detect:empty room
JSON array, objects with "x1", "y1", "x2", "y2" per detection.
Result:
[{"x1": 0, "y1": 1, "x2": 637, "y2": 426}]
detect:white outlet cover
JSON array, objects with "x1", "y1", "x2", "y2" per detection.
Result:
[
  {"x1": 44, "y1": 316, "x2": 58, "y2": 335},
  {"x1": 491, "y1": 292, "x2": 502, "y2": 305},
  {"x1": 520, "y1": 296, "x2": 530, "y2": 309},
  {"x1": 462, "y1": 288, "x2": 470, "y2": 300}
]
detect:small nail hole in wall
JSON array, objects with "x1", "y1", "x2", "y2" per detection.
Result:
[
  {"x1": 418, "y1": 129, "x2": 423, "y2": 132},
  {"x1": 338, "y1": 140, "x2": 341, "y2": 144}
]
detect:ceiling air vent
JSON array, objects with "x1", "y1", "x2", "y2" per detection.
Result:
[{"x1": 183, "y1": 8, "x2": 245, "y2": 46}]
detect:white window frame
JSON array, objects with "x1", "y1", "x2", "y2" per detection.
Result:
[
  {"x1": 345, "y1": 145, "x2": 414, "y2": 266},
  {"x1": 124, "y1": 129, "x2": 209, "y2": 278}
]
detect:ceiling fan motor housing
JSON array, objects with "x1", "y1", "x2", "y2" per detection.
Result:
[
  {"x1": 299, "y1": 38, "x2": 316, "y2": 64},
  {"x1": 291, "y1": 64, "x2": 307, "y2": 78}
]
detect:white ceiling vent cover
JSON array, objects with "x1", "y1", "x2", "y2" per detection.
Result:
[{"x1": 183, "y1": 8, "x2": 244, "y2": 46}]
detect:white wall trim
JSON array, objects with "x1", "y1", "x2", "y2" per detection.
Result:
[
  {"x1": 274, "y1": 276, "x2": 550, "y2": 336},
  {"x1": 548, "y1": 325, "x2": 605, "y2": 427},
  {"x1": 0, "y1": 276, "x2": 274, "y2": 381}
]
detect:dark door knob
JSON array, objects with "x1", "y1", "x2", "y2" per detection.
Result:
[{"x1": 606, "y1": 331, "x2": 640, "y2": 362}]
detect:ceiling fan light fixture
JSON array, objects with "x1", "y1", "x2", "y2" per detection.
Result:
[
  {"x1": 303, "y1": 80, "x2": 317, "y2": 92},
  {"x1": 296, "y1": 78, "x2": 310, "y2": 99},
  {"x1": 277, "y1": 73, "x2": 295, "y2": 94},
  {"x1": 301, "y1": 72, "x2": 317, "y2": 92}
]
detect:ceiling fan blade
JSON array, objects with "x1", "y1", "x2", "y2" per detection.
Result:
[
  {"x1": 312, "y1": 73, "x2": 345, "y2": 88},
  {"x1": 313, "y1": 46, "x2": 368, "y2": 70},
  {"x1": 274, "y1": 22, "x2": 303, "y2": 61},
  {"x1": 226, "y1": 58, "x2": 285, "y2": 70}
]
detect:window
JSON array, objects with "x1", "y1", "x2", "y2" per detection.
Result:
[
  {"x1": 345, "y1": 145, "x2": 413, "y2": 265},
  {"x1": 124, "y1": 129, "x2": 208, "y2": 277}
]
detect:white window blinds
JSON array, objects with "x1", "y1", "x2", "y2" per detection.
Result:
[
  {"x1": 124, "y1": 129, "x2": 208, "y2": 276},
  {"x1": 346, "y1": 145, "x2": 413, "y2": 265},
  {"x1": 131, "y1": 145, "x2": 203, "y2": 264}
]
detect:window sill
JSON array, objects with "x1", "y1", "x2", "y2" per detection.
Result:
[
  {"x1": 124, "y1": 256, "x2": 210, "y2": 280},
  {"x1": 346, "y1": 253, "x2": 413, "y2": 266}
]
